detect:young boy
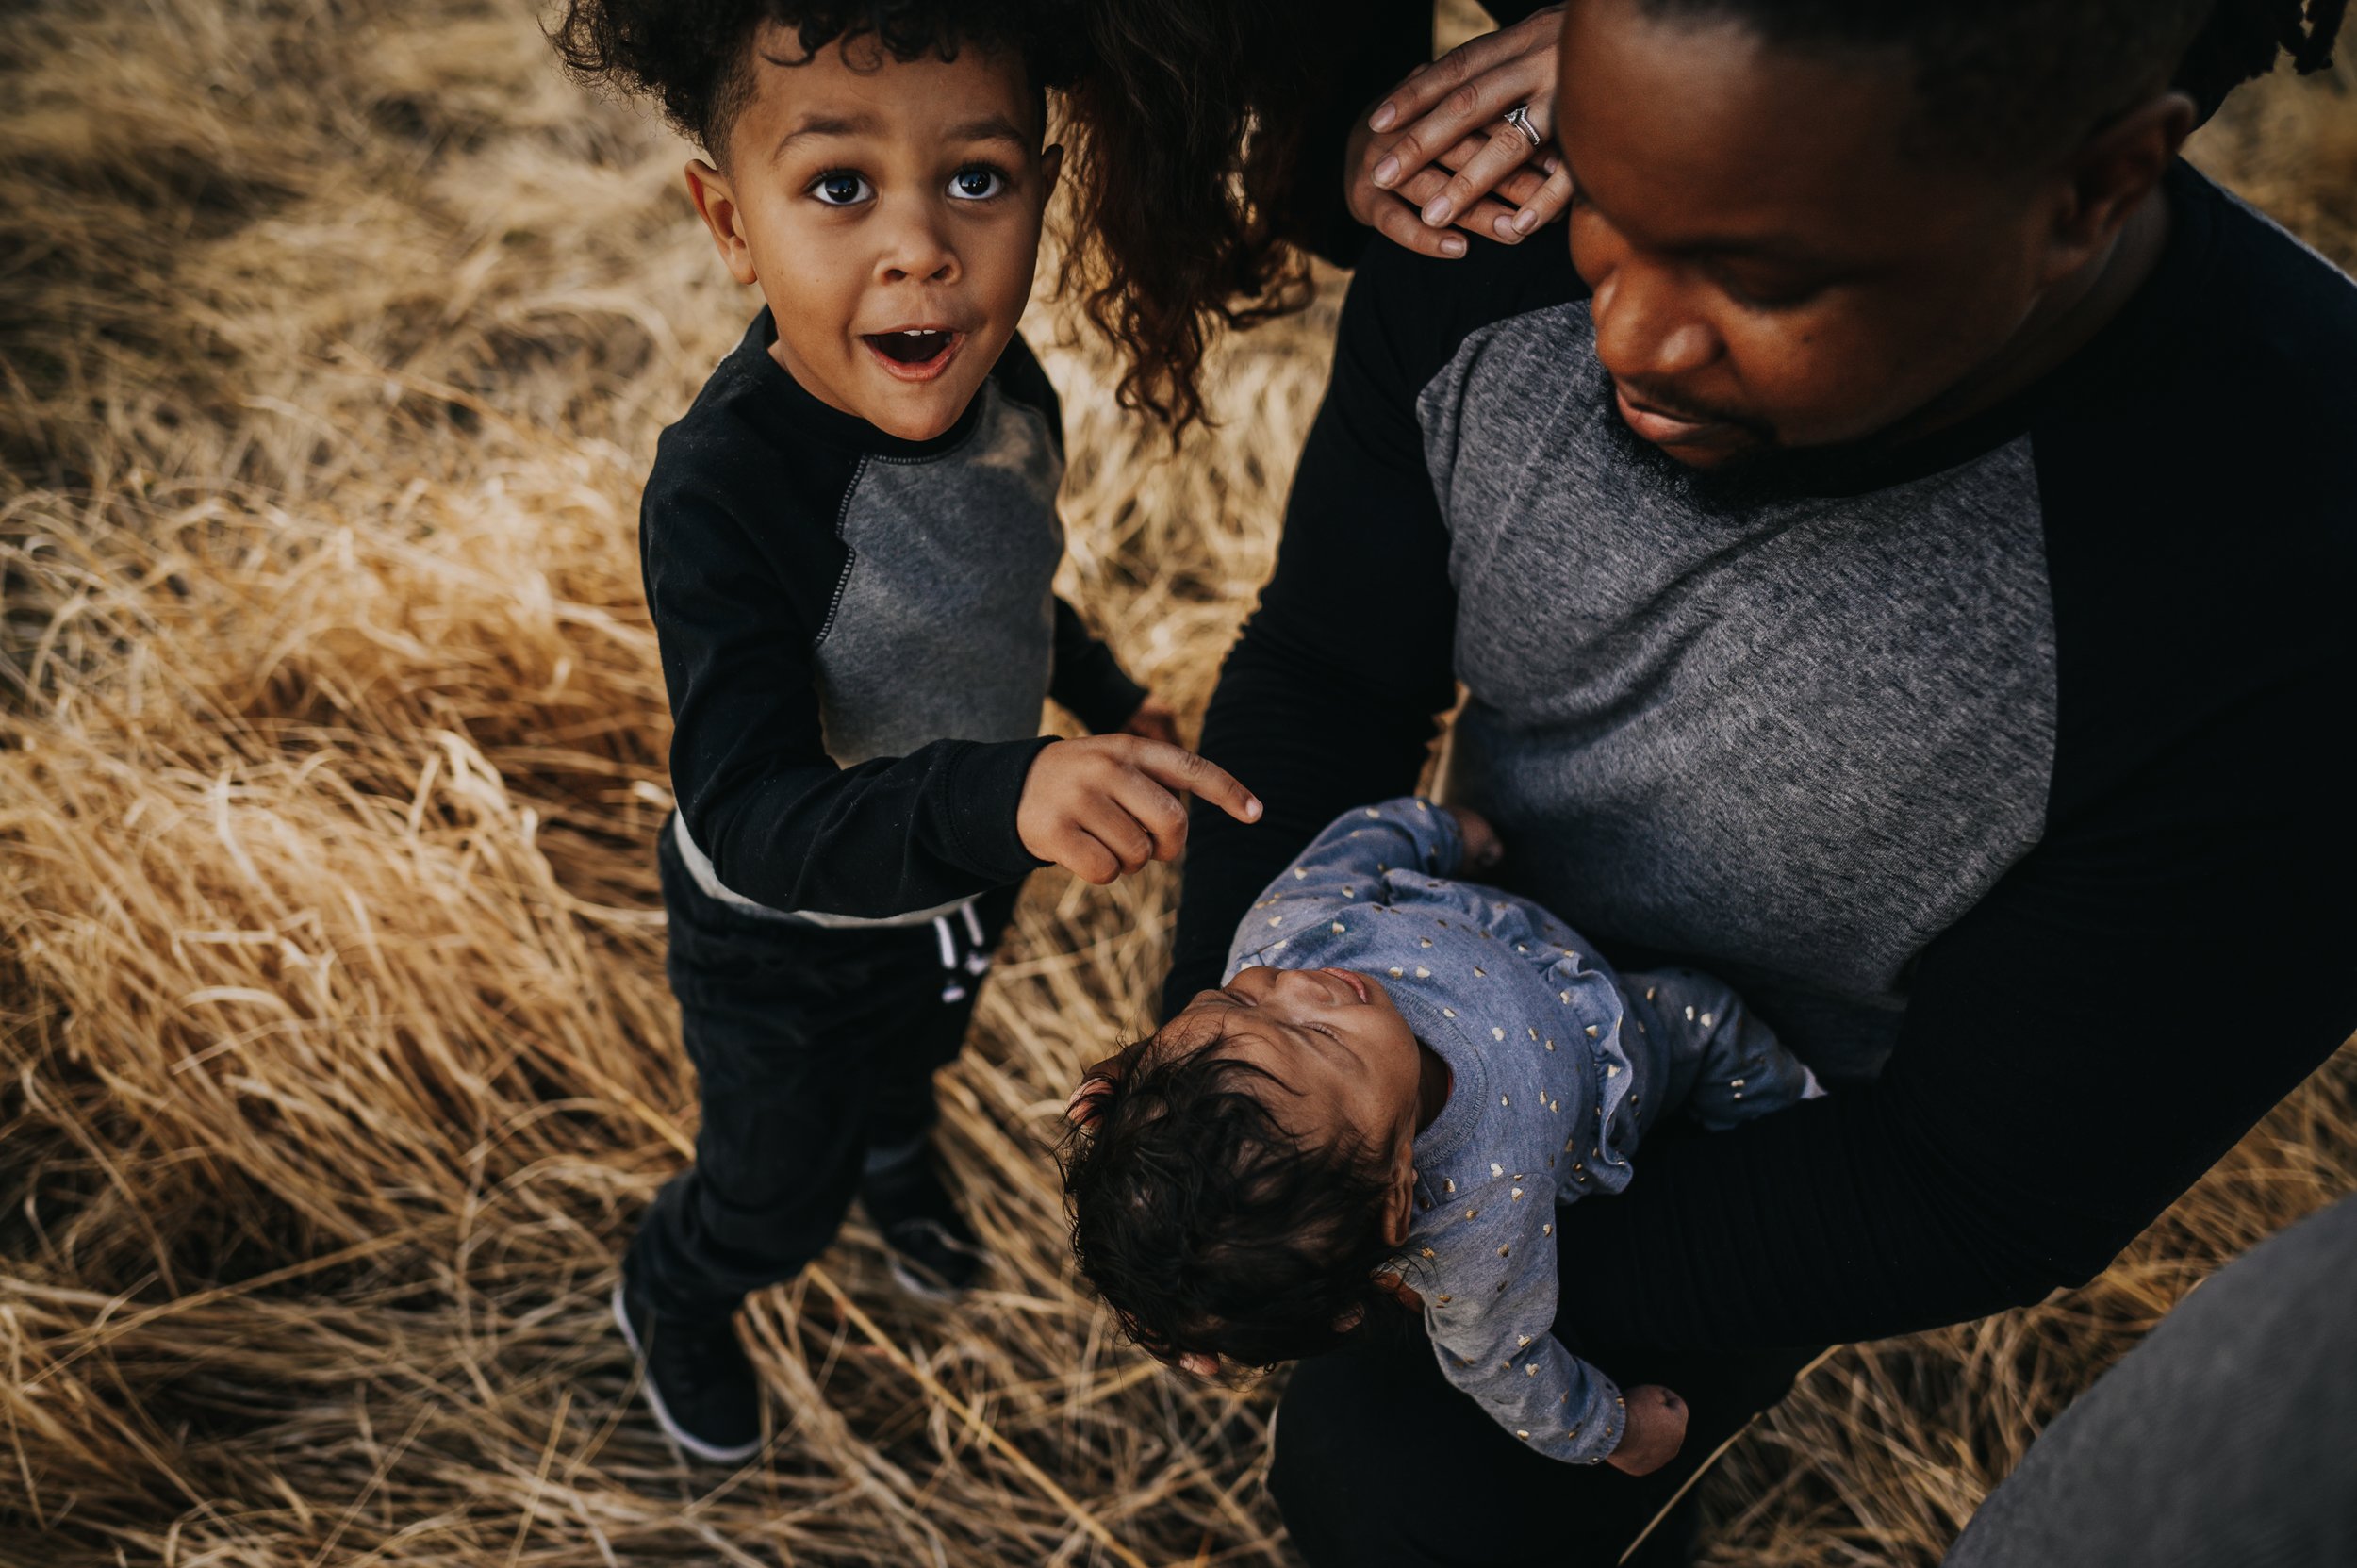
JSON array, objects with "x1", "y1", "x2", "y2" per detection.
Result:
[
  {"x1": 1064, "y1": 798, "x2": 1821, "y2": 1473},
  {"x1": 551, "y1": 4, "x2": 1261, "y2": 1463}
]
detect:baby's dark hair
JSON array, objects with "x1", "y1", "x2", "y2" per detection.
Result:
[{"x1": 1062, "y1": 1040, "x2": 1406, "y2": 1371}]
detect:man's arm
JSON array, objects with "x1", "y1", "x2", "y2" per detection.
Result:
[
  {"x1": 1162, "y1": 244, "x2": 1473, "y2": 1016},
  {"x1": 1548, "y1": 664, "x2": 2357, "y2": 1352}
]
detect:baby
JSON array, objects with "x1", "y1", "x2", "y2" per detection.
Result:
[{"x1": 1063, "y1": 797, "x2": 1822, "y2": 1473}]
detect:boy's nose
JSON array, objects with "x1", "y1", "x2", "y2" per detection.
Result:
[{"x1": 877, "y1": 211, "x2": 959, "y2": 287}]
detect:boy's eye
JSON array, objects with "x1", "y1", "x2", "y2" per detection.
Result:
[
  {"x1": 948, "y1": 165, "x2": 1006, "y2": 201},
  {"x1": 812, "y1": 172, "x2": 872, "y2": 206}
]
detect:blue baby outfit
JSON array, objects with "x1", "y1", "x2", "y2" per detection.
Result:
[{"x1": 1220, "y1": 798, "x2": 1821, "y2": 1464}]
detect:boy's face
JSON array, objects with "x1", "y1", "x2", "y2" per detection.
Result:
[
  {"x1": 1552, "y1": 0, "x2": 2161, "y2": 468},
  {"x1": 1164, "y1": 965, "x2": 1430, "y2": 1233},
  {"x1": 686, "y1": 31, "x2": 1059, "y2": 441}
]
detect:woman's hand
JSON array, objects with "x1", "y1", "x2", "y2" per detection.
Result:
[{"x1": 1344, "y1": 7, "x2": 1574, "y2": 257}]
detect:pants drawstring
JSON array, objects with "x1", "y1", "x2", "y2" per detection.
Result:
[
  {"x1": 959, "y1": 901, "x2": 990, "y2": 974},
  {"x1": 932, "y1": 915, "x2": 967, "y2": 1004}
]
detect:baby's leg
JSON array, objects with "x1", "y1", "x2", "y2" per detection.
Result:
[{"x1": 1624, "y1": 966, "x2": 1823, "y2": 1132}]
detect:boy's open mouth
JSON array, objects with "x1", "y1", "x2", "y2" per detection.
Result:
[{"x1": 862, "y1": 327, "x2": 964, "y2": 381}]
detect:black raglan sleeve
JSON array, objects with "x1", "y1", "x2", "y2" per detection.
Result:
[
  {"x1": 648, "y1": 473, "x2": 1047, "y2": 919},
  {"x1": 1162, "y1": 241, "x2": 1483, "y2": 1015}
]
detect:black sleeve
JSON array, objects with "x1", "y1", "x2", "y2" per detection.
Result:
[
  {"x1": 650, "y1": 484, "x2": 1047, "y2": 919},
  {"x1": 1050, "y1": 595, "x2": 1147, "y2": 734},
  {"x1": 1162, "y1": 242, "x2": 1475, "y2": 1015}
]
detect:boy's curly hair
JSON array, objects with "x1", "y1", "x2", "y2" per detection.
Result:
[
  {"x1": 548, "y1": 1, "x2": 1081, "y2": 155},
  {"x1": 1062, "y1": 1041, "x2": 1408, "y2": 1372},
  {"x1": 546, "y1": 0, "x2": 1314, "y2": 436}
]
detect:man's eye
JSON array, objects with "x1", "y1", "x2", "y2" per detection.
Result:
[
  {"x1": 1718, "y1": 271, "x2": 1822, "y2": 311},
  {"x1": 948, "y1": 166, "x2": 1006, "y2": 201},
  {"x1": 812, "y1": 172, "x2": 872, "y2": 206}
]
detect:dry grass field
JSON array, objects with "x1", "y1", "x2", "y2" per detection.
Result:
[{"x1": 3, "y1": 3, "x2": 2352, "y2": 1564}]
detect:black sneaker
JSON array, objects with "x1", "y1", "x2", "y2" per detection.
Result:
[
  {"x1": 859, "y1": 1148, "x2": 989, "y2": 1303},
  {"x1": 609, "y1": 1278, "x2": 763, "y2": 1464}
]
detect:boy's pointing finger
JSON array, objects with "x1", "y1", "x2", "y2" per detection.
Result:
[{"x1": 1130, "y1": 743, "x2": 1261, "y2": 825}]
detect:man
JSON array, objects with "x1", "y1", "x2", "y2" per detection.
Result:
[{"x1": 1163, "y1": 2, "x2": 2356, "y2": 1561}]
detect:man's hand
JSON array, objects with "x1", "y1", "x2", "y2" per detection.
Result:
[
  {"x1": 1017, "y1": 736, "x2": 1261, "y2": 885},
  {"x1": 1119, "y1": 694, "x2": 1182, "y2": 748},
  {"x1": 1605, "y1": 1384, "x2": 1688, "y2": 1476},
  {"x1": 1445, "y1": 803, "x2": 1504, "y2": 873},
  {"x1": 1343, "y1": 7, "x2": 1574, "y2": 257}
]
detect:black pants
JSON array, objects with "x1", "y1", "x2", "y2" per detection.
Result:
[
  {"x1": 626, "y1": 817, "x2": 1018, "y2": 1323},
  {"x1": 1272, "y1": 1303, "x2": 1821, "y2": 1565}
]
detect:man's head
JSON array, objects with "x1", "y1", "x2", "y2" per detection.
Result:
[
  {"x1": 1063, "y1": 965, "x2": 1434, "y2": 1371},
  {"x1": 1548, "y1": 0, "x2": 2325, "y2": 467},
  {"x1": 552, "y1": 3, "x2": 1074, "y2": 440}
]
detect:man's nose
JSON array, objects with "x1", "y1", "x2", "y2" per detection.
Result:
[{"x1": 1590, "y1": 261, "x2": 1720, "y2": 388}]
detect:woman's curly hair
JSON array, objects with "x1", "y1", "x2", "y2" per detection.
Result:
[
  {"x1": 546, "y1": 0, "x2": 1319, "y2": 436},
  {"x1": 1061, "y1": 1043, "x2": 1409, "y2": 1373}
]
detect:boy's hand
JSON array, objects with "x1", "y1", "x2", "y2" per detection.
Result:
[
  {"x1": 1444, "y1": 804, "x2": 1505, "y2": 872},
  {"x1": 1018, "y1": 737, "x2": 1261, "y2": 885},
  {"x1": 1604, "y1": 1384, "x2": 1688, "y2": 1476},
  {"x1": 1119, "y1": 695, "x2": 1182, "y2": 748}
]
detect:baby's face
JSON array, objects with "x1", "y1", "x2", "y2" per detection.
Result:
[
  {"x1": 696, "y1": 29, "x2": 1058, "y2": 440},
  {"x1": 1162, "y1": 966, "x2": 1429, "y2": 1183}
]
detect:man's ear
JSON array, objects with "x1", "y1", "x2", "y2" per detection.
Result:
[
  {"x1": 684, "y1": 157, "x2": 761, "y2": 287},
  {"x1": 2042, "y1": 91, "x2": 2197, "y2": 284}
]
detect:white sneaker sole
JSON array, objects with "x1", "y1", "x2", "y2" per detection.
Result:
[{"x1": 609, "y1": 1280, "x2": 763, "y2": 1465}]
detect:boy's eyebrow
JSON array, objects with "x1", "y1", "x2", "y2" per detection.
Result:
[
  {"x1": 772, "y1": 112, "x2": 880, "y2": 159},
  {"x1": 946, "y1": 113, "x2": 1032, "y2": 151},
  {"x1": 770, "y1": 112, "x2": 1032, "y2": 163}
]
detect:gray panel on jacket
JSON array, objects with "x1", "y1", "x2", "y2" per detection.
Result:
[
  {"x1": 1421, "y1": 302, "x2": 2057, "y2": 1079},
  {"x1": 816, "y1": 380, "x2": 1063, "y2": 767}
]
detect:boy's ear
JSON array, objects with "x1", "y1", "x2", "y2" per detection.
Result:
[
  {"x1": 684, "y1": 157, "x2": 761, "y2": 288},
  {"x1": 1039, "y1": 141, "x2": 1064, "y2": 197},
  {"x1": 2042, "y1": 91, "x2": 2197, "y2": 284}
]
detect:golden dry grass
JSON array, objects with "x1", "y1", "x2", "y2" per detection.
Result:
[{"x1": 2, "y1": 3, "x2": 2352, "y2": 1564}]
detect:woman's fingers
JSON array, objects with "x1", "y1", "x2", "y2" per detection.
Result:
[
  {"x1": 1366, "y1": 182, "x2": 1472, "y2": 258},
  {"x1": 1366, "y1": 14, "x2": 1533, "y2": 137},
  {"x1": 1372, "y1": 11, "x2": 1561, "y2": 185},
  {"x1": 1417, "y1": 113, "x2": 1553, "y2": 230},
  {"x1": 1387, "y1": 165, "x2": 1521, "y2": 251}
]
